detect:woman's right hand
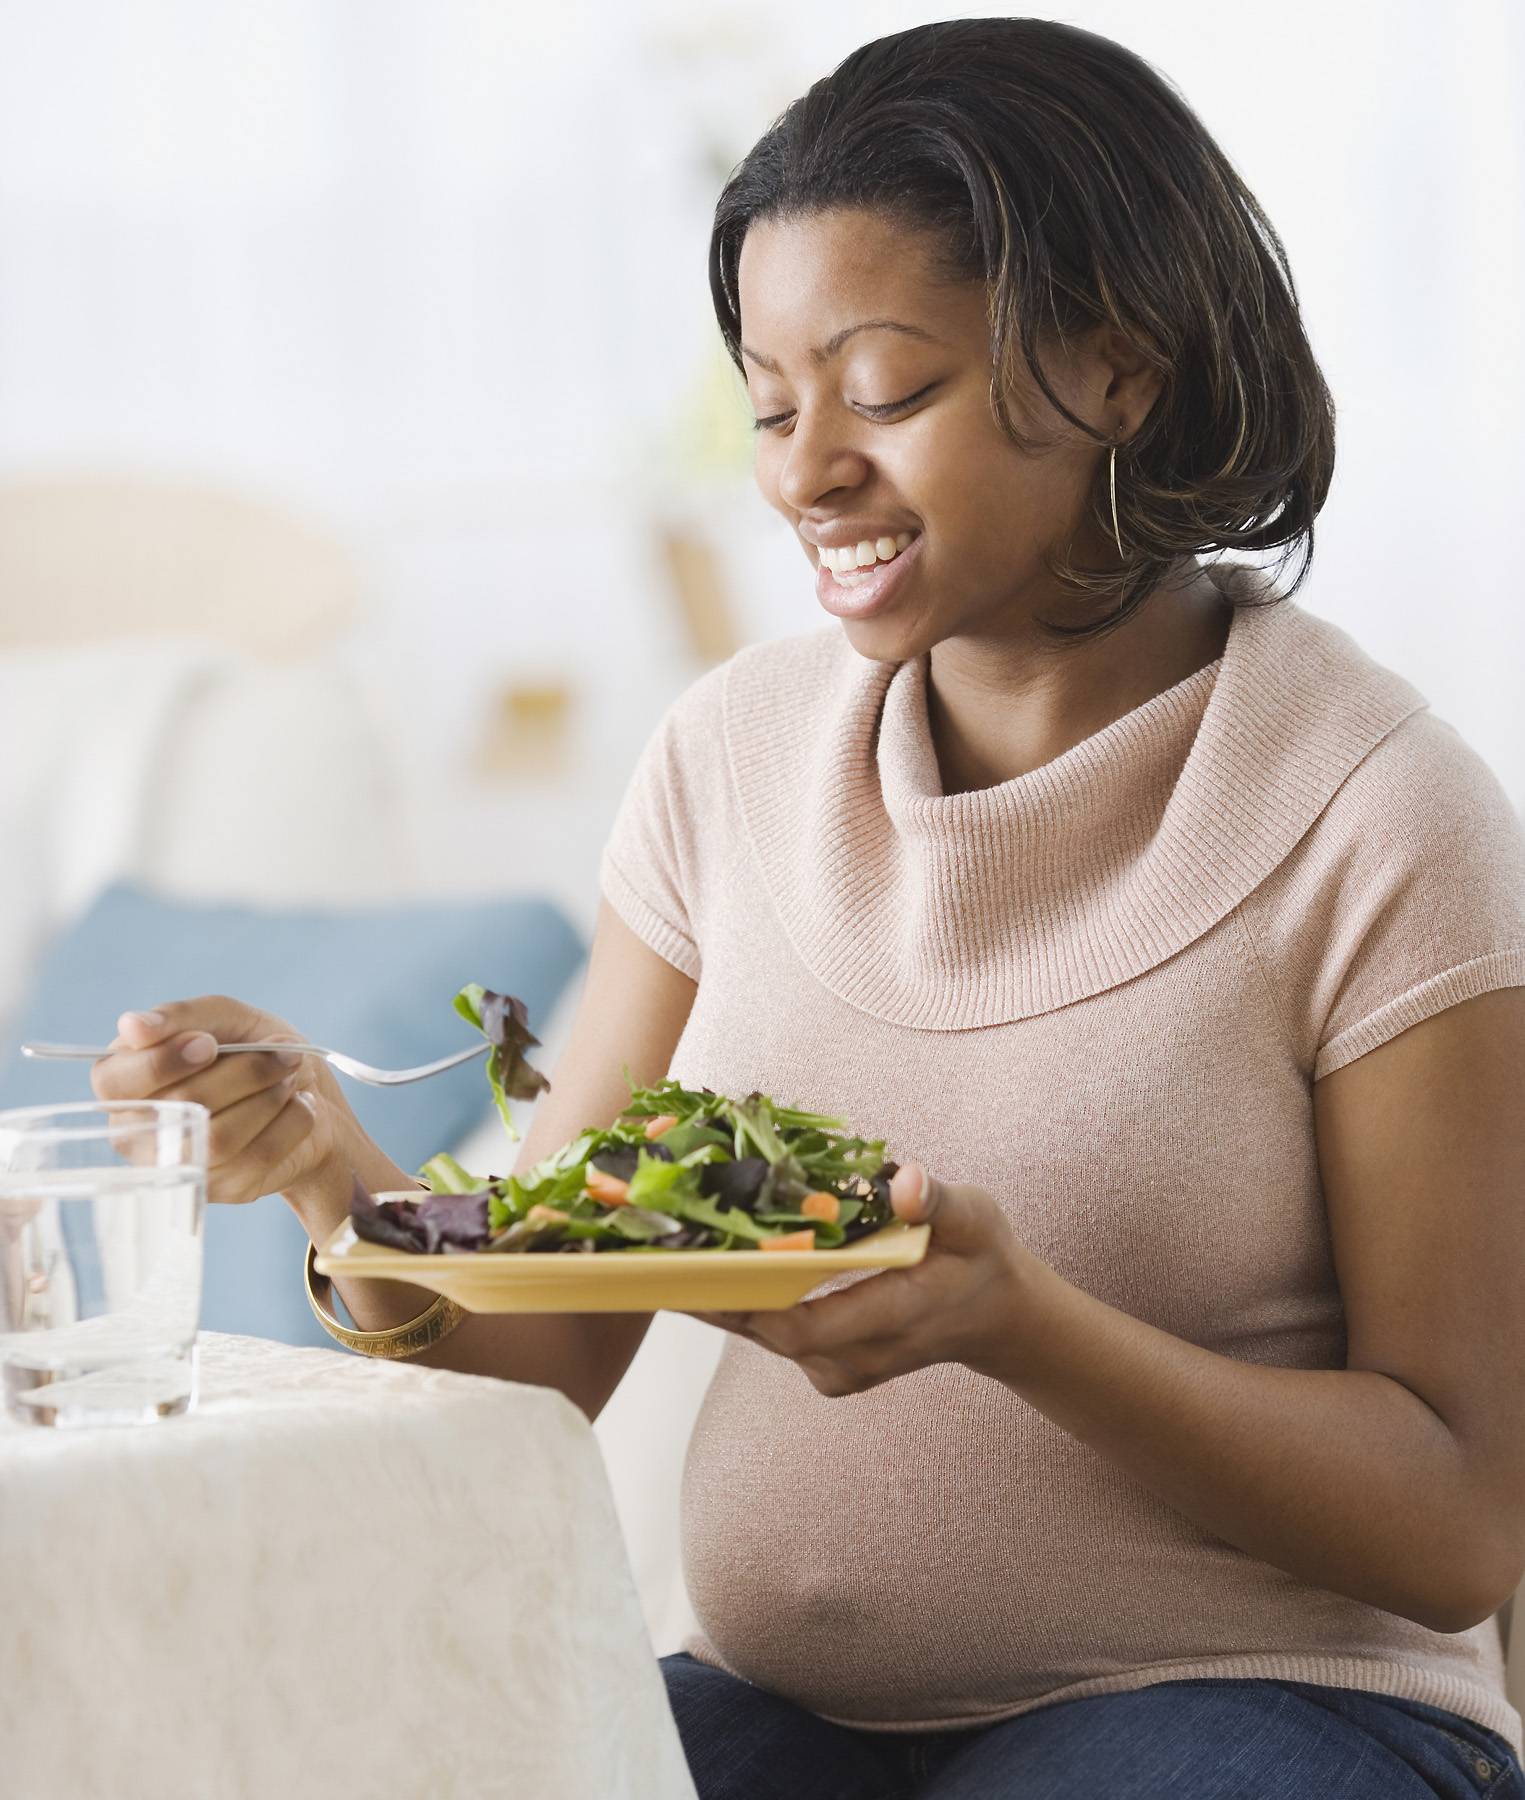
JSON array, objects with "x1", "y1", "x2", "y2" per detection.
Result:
[{"x1": 90, "y1": 997, "x2": 356, "y2": 1207}]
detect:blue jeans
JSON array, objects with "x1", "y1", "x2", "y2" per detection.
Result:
[{"x1": 661, "y1": 1652, "x2": 1525, "y2": 1799}]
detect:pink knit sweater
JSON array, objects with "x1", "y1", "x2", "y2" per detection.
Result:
[{"x1": 599, "y1": 561, "x2": 1525, "y2": 1750}]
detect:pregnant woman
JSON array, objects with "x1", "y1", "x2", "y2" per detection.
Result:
[{"x1": 94, "y1": 19, "x2": 1525, "y2": 1800}]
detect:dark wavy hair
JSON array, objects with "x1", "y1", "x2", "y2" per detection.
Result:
[{"x1": 708, "y1": 18, "x2": 1335, "y2": 640}]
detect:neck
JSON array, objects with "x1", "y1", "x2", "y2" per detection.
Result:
[{"x1": 924, "y1": 563, "x2": 1232, "y2": 796}]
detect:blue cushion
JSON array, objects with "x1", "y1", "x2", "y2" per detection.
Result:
[{"x1": 0, "y1": 883, "x2": 586, "y2": 1348}]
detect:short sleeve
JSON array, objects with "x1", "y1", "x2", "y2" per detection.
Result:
[
  {"x1": 597, "y1": 664, "x2": 731, "y2": 981},
  {"x1": 1239, "y1": 711, "x2": 1525, "y2": 1082}
]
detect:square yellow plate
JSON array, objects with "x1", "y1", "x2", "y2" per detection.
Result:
[{"x1": 314, "y1": 1197, "x2": 930, "y2": 1313}]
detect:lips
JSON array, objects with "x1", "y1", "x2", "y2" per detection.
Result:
[
  {"x1": 803, "y1": 523, "x2": 917, "y2": 550},
  {"x1": 814, "y1": 530, "x2": 925, "y2": 622}
]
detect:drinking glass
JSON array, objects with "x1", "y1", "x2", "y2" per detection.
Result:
[{"x1": 0, "y1": 1100, "x2": 207, "y2": 1427}]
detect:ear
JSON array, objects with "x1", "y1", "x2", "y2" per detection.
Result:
[{"x1": 1084, "y1": 320, "x2": 1164, "y2": 435}]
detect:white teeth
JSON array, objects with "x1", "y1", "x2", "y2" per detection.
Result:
[{"x1": 815, "y1": 533, "x2": 917, "y2": 575}]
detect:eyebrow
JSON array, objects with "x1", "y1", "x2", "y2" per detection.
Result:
[{"x1": 739, "y1": 318, "x2": 943, "y2": 374}]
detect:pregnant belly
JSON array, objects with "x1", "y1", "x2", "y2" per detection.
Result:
[{"x1": 677, "y1": 1337, "x2": 1445, "y2": 1727}]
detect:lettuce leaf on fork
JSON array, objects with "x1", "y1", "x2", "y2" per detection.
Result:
[{"x1": 452, "y1": 982, "x2": 550, "y2": 1140}]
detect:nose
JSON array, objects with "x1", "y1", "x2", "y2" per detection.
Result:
[{"x1": 773, "y1": 410, "x2": 870, "y2": 514}]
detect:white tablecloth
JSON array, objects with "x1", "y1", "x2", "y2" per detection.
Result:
[{"x1": 0, "y1": 1331, "x2": 697, "y2": 1800}]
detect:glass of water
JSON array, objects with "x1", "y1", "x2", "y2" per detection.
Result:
[{"x1": 0, "y1": 1100, "x2": 207, "y2": 1427}]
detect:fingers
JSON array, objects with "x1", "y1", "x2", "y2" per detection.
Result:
[
  {"x1": 115, "y1": 1009, "x2": 169, "y2": 1051},
  {"x1": 694, "y1": 1275, "x2": 916, "y2": 1361},
  {"x1": 761, "y1": 1273, "x2": 919, "y2": 1360},
  {"x1": 91, "y1": 1033, "x2": 263, "y2": 1103},
  {"x1": 93, "y1": 1033, "x2": 216, "y2": 1102},
  {"x1": 889, "y1": 1163, "x2": 1007, "y2": 1260},
  {"x1": 115, "y1": 995, "x2": 269, "y2": 1050},
  {"x1": 88, "y1": 992, "x2": 318, "y2": 1205},
  {"x1": 211, "y1": 1091, "x2": 319, "y2": 1207},
  {"x1": 692, "y1": 1304, "x2": 896, "y2": 1398},
  {"x1": 95, "y1": 1051, "x2": 302, "y2": 1170},
  {"x1": 690, "y1": 1309, "x2": 763, "y2": 1340},
  {"x1": 694, "y1": 1167, "x2": 1019, "y2": 1402},
  {"x1": 206, "y1": 1073, "x2": 301, "y2": 1169},
  {"x1": 889, "y1": 1162, "x2": 937, "y2": 1223},
  {"x1": 99, "y1": 993, "x2": 279, "y2": 1072},
  {"x1": 692, "y1": 1294, "x2": 915, "y2": 1398},
  {"x1": 154, "y1": 1047, "x2": 305, "y2": 1114},
  {"x1": 798, "y1": 1352, "x2": 893, "y2": 1400},
  {"x1": 95, "y1": 1034, "x2": 303, "y2": 1109}
]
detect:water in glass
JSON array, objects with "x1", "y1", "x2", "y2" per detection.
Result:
[{"x1": 0, "y1": 1102, "x2": 207, "y2": 1427}]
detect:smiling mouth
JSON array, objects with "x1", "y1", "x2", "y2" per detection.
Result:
[{"x1": 816, "y1": 532, "x2": 918, "y2": 584}]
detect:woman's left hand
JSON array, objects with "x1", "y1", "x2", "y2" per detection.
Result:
[{"x1": 692, "y1": 1165, "x2": 1045, "y2": 1397}]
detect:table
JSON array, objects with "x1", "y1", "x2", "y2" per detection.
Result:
[{"x1": 0, "y1": 1331, "x2": 697, "y2": 1800}]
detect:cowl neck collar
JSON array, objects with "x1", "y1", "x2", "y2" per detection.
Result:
[{"x1": 723, "y1": 563, "x2": 1428, "y2": 1030}]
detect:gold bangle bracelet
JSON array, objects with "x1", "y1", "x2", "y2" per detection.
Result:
[{"x1": 304, "y1": 1241, "x2": 466, "y2": 1360}]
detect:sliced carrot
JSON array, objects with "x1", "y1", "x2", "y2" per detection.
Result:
[
  {"x1": 759, "y1": 1228, "x2": 816, "y2": 1252},
  {"x1": 526, "y1": 1204, "x2": 570, "y2": 1226},
  {"x1": 643, "y1": 1113, "x2": 680, "y2": 1139},
  {"x1": 585, "y1": 1167, "x2": 630, "y2": 1207},
  {"x1": 800, "y1": 1191, "x2": 840, "y2": 1224}
]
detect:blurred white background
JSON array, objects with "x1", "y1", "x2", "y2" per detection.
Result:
[
  {"x1": 1, "y1": 0, "x2": 1521, "y2": 946},
  {"x1": 1, "y1": 0, "x2": 1521, "y2": 1654}
]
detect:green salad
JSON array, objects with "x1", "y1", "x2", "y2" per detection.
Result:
[{"x1": 348, "y1": 985, "x2": 899, "y2": 1255}]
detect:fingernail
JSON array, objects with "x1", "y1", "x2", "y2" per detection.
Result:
[
  {"x1": 121, "y1": 1010, "x2": 164, "y2": 1031},
  {"x1": 892, "y1": 1164, "x2": 926, "y2": 1211},
  {"x1": 180, "y1": 1034, "x2": 218, "y2": 1066},
  {"x1": 274, "y1": 1049, "x2": 303, "y2": 1067}
]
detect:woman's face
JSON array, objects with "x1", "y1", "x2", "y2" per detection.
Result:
[{"x1": 737, "y1": 207, "x2": 1143, "y2": 664}]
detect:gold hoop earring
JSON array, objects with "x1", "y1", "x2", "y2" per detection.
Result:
[{"x1": 1109, "y1": 431, "x2": 1125, "y2": 559}]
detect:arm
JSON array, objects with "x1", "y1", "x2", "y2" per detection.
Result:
[
  {"x1": 981, "y1": 986, "x2": 1525, "y2": 1630},
  {"x1": 703, "y1": 987, "x2": 1525, "y2": 1633},
  {"x1": 286, "y1": 897, "x2": 696, "y2": 1421}
]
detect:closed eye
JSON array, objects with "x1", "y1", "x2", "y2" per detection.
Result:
[{"x1": 750, "y1": 381, "x2": 941, "y2": 434}]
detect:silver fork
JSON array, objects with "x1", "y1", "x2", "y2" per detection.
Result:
[{"x1": 19, "y1": 1040, "x2": 491, "y2": 1088}]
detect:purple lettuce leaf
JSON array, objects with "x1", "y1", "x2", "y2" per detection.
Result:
[
  {"x1": 588, "y1": 1140, "x2": 674, "y2": 1183},
  {"x1": 349, "y1": 1172, "x2": 492, "y2": 1254},
  {"x1": 697, "y1": 1156, "x2": 768, "y2": 1212}
]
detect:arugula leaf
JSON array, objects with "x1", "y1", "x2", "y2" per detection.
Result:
[
  {"x1": 731, "y1": 1094, "x2": 788, "y2": 1163},
  {"x1": 606, "y1": 1205, "x2": 689, "y2": 1242},
  {"x1": 626, "y1": 1150, "x2": 703, "y2": 1212},
  {"x1": 489, "y1": 1161, "x2": 586, "y2": 1229},
  {"x1": 485, "y1": 1213, "x2": 602, "y2": 1252},
  {"x1": 651, "y1": 1119, "x2": 731, "y2": 1161},
  {"x1": 619, "y1": 1072, "x2": 723, "y2": 1122},
  {"x1": 667, "y1": 1193, "x2": 773, "y2": 1241},
  {"x1": 529, "y1": 1130, "x2": 600, "y2": 1180}
]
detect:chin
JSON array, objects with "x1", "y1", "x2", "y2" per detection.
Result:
[{"x1": 834, "y1": 612, "x2": 939, "y2": 665}]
